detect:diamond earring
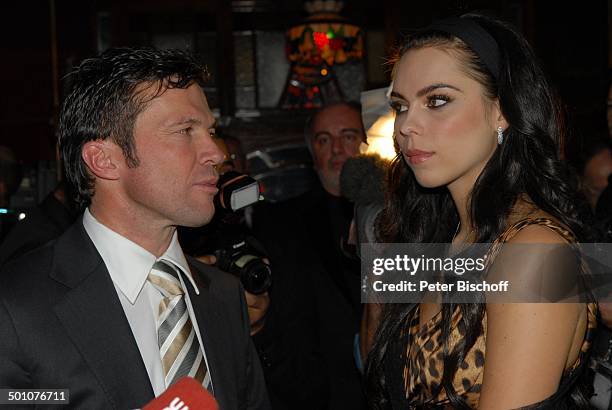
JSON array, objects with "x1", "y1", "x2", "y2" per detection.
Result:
[{"x1": 497, "y1": 126, "x2": 504, "y2": 145}]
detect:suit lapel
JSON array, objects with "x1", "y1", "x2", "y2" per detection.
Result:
[
  {"x1": 51, "y1": 220, "x2": 154, "y2": 409},
  {"x1": 187, "y1": 262, "x2": 234, "y2": 410}
]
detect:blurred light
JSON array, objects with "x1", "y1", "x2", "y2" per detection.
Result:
[
  {"x1": 366, "y1": 137, "x2": 396, "y2": 160},
  {"x1": 313, "y1": 31, "x2": 329, "y2": 49},
  {"x1": 0, "y1": 208, "x2": 7, "y2": 214},
  {"x1": 368, "y1": 111, "x2": 395, "y2": 137},
  {"x1": 365, "y1": 111, "x2": 397, "y2": 160},
  {"x1": 282, "y1": 4, "x2": 363, "y2": 109},
  {"x1": 18, "y1": 213, "x2": 26, "y2": 221}
]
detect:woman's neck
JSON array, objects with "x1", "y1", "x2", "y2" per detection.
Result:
[
  {"x1": 447, "y1": 179, "x2": 473, "y2": 243},
  {"x1": 449, "y1": 187, "x2": 539, "y2": 244}
]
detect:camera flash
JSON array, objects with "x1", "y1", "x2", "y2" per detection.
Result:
[{"x1": 230, "y1": 182, "x2": 260, "y2": 211}]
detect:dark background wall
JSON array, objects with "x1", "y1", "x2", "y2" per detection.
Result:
[{"x1": 0, "y1": 0, "x2": 608, "y2": 164}]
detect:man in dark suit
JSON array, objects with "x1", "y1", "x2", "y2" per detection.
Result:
[
  {"x1": 0, "y1": 47, "x2": 270, "y2": 410},
  {"x1": 0, "y1": 183, "x2": 77, "y2": 267},
  {"x1": 252, "y1": 102, "x2": 367, "y2": 410}
]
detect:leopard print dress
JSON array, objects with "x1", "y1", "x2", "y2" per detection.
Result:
[{"x1": 385, "y1": 217, "x2": 598, "y2": 409}]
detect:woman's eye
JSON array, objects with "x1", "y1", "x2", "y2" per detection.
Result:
[
  {"x1": 426, "y1": 95, "x2": 450, "y2": 108},
  {"x1": 179, "y1": 127, "x2": 192, "y2": 135},
  {"x1": 390, "y1": 101, "x2": 408, "y2": 114}
]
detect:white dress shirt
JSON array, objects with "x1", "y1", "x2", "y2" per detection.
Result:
[{"x1": 82, "y1": 208, "x2": 213, "y2": 396}]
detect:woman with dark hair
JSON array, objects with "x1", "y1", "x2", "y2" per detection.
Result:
[{"x1": 365, "y1": 14, "x2": 597, "y2": 409}]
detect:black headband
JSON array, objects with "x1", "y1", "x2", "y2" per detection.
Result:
[{"x1": 426, "y1": 17, "x2": 500, "y2": 81}]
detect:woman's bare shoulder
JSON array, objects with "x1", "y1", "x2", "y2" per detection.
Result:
[{"x1": 505, "y1": 202, "x2": 571, "y2": 245}]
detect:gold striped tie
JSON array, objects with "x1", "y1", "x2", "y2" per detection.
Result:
[{"x1": 148, "y1": 260, "x2": 212, "y2": 392}]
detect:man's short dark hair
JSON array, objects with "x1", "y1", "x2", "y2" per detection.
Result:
[
  {"x1": 58, "y1": 47, "x2": 209, "y2": 209},
  {"x1": 303, "y1": 101, "x2": 366, "y2": 152}
]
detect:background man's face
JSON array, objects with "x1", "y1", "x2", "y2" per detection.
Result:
[
  {"x1": 116, "y1": 83, "x2": 224, "y2": 227},
  {"x1": 311, "y1": 105, "x2": 364, "y2": 196},
  {"x1": 583, "y1": 147, "x2": 612, "y2": 209}
]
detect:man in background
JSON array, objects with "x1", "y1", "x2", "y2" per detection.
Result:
[
  {"x1": 0, "y1": 146, "x2": 22, "y2": 241},
  {"x1": 0, "y1": 181, "x2": 77, "y2": 267},
  {"x1": 580, "y1": 139, "x2": 612, "y2": 210},
  {"x1": 253, "y1": 101, "x2": 368, "y2": 410}
]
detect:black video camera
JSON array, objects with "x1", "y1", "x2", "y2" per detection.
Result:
[
  {"x1": 214, "y1": 237, "x2": 272, "y2": 295},
  {"x1": 180, "y1": 171, "x2": 272, "y2": 295}
]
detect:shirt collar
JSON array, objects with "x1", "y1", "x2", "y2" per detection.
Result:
[
  {"x1": 82, "y1": 208, "x2": 199, "y2": 304},
  {"x1": 160, "y1": 233, "x2": 200, "y2": 296}
]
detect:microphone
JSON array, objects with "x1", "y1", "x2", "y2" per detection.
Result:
[
  {"x1": 340, "y1": 154, "x2": 389, "y2": 244},
  {"x1": 143, "y1": 377, "x2": 218, "y2": 410},
  {"x1": 340, "y1": 153, "x2": 387, "y2": 207}
]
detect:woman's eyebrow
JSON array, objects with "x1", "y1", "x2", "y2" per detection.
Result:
[
  {"x1": 390, "y1": 91, "x2": 406, "y2": 100},
  {"x1": 390, "y1": 84, "x2": 462, "y2": 100},
  {"x1": 416, "y1": 83, "x2": 462, "y2": 97}
]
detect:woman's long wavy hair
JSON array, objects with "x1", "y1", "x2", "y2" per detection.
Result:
[{"x1": 365, "y1": 14, "x2": 593, "y2": 409}]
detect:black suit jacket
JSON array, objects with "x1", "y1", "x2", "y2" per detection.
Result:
[
  {"x1": 0, "y1": 218, "x2": 270, "y2": 410},
  {"x1": 252, "y1": 186, "x2": 366, "y2": 410}
]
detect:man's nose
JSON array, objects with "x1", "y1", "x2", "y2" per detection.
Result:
[
  {"x1": 198, "y1": 136, "x2": 225, "y2": 166},
  {"x1": 331, "y1": 135, "x2": 344, "y2": 155}
]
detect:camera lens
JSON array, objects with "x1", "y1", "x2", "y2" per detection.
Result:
[
  {"x1": 239, "y1": 257, "x2": 272, "y2": 295},
  {"x1": 213, "y1": 238, "x2": 272, "y2": 295}
]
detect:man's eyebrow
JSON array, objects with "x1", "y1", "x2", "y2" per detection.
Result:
[
  {"x1": 313, "y1": 128, "x2": 362, "y2": 137},
  {"x1": 340, "y1": 127, "x2": 363, "y2": 134},
  {"x1": 390, "y1": 83, "x2": 462, "y2": 100},
  {"x1": 167, "y1": 117, "x2": 202, "y2": 127},
  {"x1": 313, "y1": 131, "x2": 331, "y2": 139}
]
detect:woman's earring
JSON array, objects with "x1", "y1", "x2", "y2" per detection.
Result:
[{"x1": 497, "y1": 126, "x2": 504, "y2": 145}]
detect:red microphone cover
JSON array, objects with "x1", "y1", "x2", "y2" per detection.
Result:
[{"x1": 143, "y1": 377, "x2": 218, "y2": 410}]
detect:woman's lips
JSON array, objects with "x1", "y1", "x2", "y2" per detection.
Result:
[{"x1": 405, "y1": 149, "x2": 435, "y2": 165}]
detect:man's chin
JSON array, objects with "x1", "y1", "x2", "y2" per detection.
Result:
[
  {"x1": 317, "y1": 172, "x2": 341, "y2": 196},
  {"x1": 177, "y1": 210, "x2": 215, "y2": 228},
  {"x1": 330, "y1": 162, "x2": 345, "y2": 172}
]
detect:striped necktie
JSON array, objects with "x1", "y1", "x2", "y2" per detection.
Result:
[{"x1": 147, "y1": 260, "x2": 213, "y2": 393}]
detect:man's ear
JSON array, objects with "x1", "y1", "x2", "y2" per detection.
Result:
[{"x1": 81, "y1": 140, "x2": 121, "y2": 181}]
